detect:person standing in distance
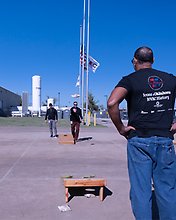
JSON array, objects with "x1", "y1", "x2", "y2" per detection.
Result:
[
  {"x1": 108, "y1": 46, "x2": 176, "y2": 220},
  {"x1": 70, "y1": 101, "x2": 83, "y2": 143},
  {"x1": 45, "y1": 103, "x2": 58, "y2": 137}
]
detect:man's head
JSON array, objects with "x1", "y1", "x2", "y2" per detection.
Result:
[
  {"x1": 73, "y1": 101, "x2": 78, "y2": 107},
  {"x1": 49, "y1": 103, "x2": 53, "y2": 108},
  {"x1": 132, "y1": 46, "x2": 154, "y2": 70}
]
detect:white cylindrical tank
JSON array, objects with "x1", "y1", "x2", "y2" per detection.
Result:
[
  {"x1": 47, "y1": 98, "x2": 54, "y2": 108},
  {"x1": 32, "y1": 75, "x2": 41, "y2": 113}
]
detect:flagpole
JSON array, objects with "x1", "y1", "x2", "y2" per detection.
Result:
[
  {"x1": 81, "y1": 0, "x2": 86, "y2": 118},
  {"x1": 85, "y1": 0, "x2": 90, "y2": 126},
  {"x1": 79, "y1": 25, "x2": 82, "y2": 107}
]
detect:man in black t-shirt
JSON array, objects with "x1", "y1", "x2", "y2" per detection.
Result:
[
  {"x1": 45, "y1": 103, "x2": 58, "y2": 137},
  {"x1": 70, "y1": 101, "x2": 83, "y2": 143},
  {"x1": 108, "y1": 46, "x2": 176, "y2": 220}
]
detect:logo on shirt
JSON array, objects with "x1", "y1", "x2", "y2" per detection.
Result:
[{"x1": 148, "y1": 76, "x2": 163, "y2": 90}]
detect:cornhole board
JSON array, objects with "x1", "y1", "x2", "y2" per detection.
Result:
[
  {"x1": 64, "y1": 178, "x2": 107, "y2": 202},
  {"x1": 58, "y1": 134, "x2": 74, "y2": 144}
]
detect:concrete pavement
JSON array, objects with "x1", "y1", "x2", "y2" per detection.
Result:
[{"x1": 0, "y1": 122, "x2": 134, "y2": 220}]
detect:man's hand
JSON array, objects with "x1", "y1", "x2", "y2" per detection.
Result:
[
  {"x1": 170, "y1": 122, "x2": 176, "y2": 134},
  {"x1": 118, "y1": 124, "x2": 136, "y2": 139}
]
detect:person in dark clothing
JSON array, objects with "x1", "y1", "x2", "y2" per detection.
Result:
[
  {"x1": 45, "y1": 103, "x2": 58, "y2": 137},
  {"x1": 70, "y1": 101, "x2": 83, "y2": 143},
  {"x1": 108, "y1": 46, "x2": 176, "y2": 220}
]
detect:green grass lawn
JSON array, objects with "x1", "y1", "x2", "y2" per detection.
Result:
[
  {"x1": 0, "y1": 117, "x2": 104, "y2": 127},
  {"x1": 0, "y1": 117, "x2": 70, "y2": 127}
]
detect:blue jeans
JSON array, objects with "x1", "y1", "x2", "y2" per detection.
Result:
[
  {"x1": 48, "y1": 120, "x2": 57, "y2": 136},
  {"x1": 127, "y1": 136, "x2": 176, "y2": 220}
]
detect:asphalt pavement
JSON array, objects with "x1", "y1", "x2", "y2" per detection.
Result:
[{"x1": 0, "y1": 120, "x2": 134, "y2": 220}]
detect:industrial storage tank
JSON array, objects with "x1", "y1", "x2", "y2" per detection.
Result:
[
  {"x1": 32, "y1": 75, "x2": 41, "y2": 116},
  {"x1": 22, "y1": 91, "x2": 29, "y2": 116}
]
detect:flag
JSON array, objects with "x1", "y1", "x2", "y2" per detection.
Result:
[
  {"x1": 88, "y1": 56, "x2": 100, "y2": 73},
  {"x1": 80, "y1": 45, "x2": 87, "y2": 70},
  {"x1": 80, "y1": 46, "x2": 100, "y2": 72},
  {"x1": 75, "y1": 75, "x2": 80, "y2": 87},
  {"x1": 71, "y1": 94, "x2": 80, "y2": 98}
]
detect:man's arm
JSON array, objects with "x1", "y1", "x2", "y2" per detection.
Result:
[
  {"x1": 170, "y1": 122, "x2": 176, "y2": 134},
  {"x1": 55, "y1": 109, "x2": 58, "y2": 121},
  {"x1": 70, "y1": 107, "x2": 73, "y2": 121},
  {"x1": 107, "y1": 87, "x2": 135, "y2": 139}
]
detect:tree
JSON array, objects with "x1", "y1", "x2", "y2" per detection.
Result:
[{"x1": 84, "y1": 92, "x2": 99, "y2": 113}]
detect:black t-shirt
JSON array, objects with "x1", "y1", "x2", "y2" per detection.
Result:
[
  {"x1": 70, "y1": 107, "x2": 83, "y2": 123},
  {"x1": 45, "y1": 107, "x2": 58, "y2": 120},
  {"x1": 116, "y1": 68, "x2": 176, "y2": 139}
]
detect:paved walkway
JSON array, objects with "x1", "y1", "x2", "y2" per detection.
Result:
[{"x1": 0, "y1": 122, "x2": 134, "y2": 220}]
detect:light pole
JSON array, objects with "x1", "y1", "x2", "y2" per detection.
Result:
[
  {"x1": 58, "y1": 92, "x2": 60, "y2": 109},
  {"x1": 85, "y1": 0, "x2": 90, "y2": 126},
  {"x1": 104, "y1": 95, "x2": 108, "y2": 109},
  {"x1": 104, "y1": 95, "x2": 109, "y2": 118}
]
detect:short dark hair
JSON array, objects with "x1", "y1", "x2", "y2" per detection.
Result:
[
  {"x1": 49, "y1": 103, "x2": 53, "y2": 107},
  {"x1": 134, "y1": 46, "x2": 154, "y2": 64},
  {"x1": 73, "y1": 101, "x2": 78, "y2": 105}
]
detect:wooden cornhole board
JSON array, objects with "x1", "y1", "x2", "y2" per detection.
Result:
[
  {"x1": 64, "y1": 178, "x2": 107, "y2": 202},
  {"x1": 58, "y1": 134, "x2": 74, "y2": 144}
]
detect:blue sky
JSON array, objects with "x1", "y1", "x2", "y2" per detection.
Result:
[{"x1": 0, "y1": 0, "x2": 176, "y2": 108}]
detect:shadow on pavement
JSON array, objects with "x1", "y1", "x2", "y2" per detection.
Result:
[
  {"x1": 67, "y1": 186, "x2": 113, "y2": 202},
  {"x1": 77, "y1": 137, "x2": 93, "y2": 142}
]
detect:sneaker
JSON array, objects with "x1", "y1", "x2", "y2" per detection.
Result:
[
  {"x1": 50, "y1": 135, "x2": 53, "y2": 137},
  {"x1": 53, "y1": 135, "x2": 58, "y2": 138}
]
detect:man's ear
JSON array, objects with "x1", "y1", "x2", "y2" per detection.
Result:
[{"x1": 133, "y1": 57, "x2": 138, "y2": 64}]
